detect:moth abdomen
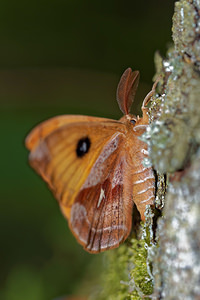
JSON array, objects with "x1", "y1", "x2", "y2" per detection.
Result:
[{"x1": 132, "y1": 165, "x2": 155, "y2": 221}]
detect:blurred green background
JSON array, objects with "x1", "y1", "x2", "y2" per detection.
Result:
[{"x1": 1, "y1": 1, "x2": 175, "y2": 299}]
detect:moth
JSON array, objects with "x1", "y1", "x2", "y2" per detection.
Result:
[{"x1": 25, "y1": 68, "x2": 156, "y2": 253}]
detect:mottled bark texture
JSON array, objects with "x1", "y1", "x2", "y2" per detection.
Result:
[
  {"x1": 149, "y1": 0, "x2": 200, "y2": 298},
  {"x1": 90, "y1": 1, "x2": 200, "y2": 299}
]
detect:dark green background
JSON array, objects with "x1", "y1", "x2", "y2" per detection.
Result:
[{"x1": 1, "y1": 1, "x2": 175, "y2": 299}]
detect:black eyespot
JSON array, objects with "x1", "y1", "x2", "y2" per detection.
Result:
[
  {"x1": 130, "y1": 119, "x2": 136, "y2": 125},
  {"x1": 76, "y1": 137, "x2": 91, "y2": 157}
]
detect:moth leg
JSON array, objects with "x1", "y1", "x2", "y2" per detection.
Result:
[
  {"x1": 142, "y1": 76, "x2": 161, "y2": 110},
  {"x1": 141, "y1": 76, "x2": 161, "y2": 124}
]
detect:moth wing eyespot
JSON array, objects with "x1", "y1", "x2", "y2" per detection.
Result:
[{"x1": 76, "y1": 137, "x2": 91, "y2": 157}]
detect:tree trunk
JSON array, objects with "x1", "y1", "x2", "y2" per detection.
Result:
[{"x1": 152, "y1": 0, "x2": 200, "y2": 298}]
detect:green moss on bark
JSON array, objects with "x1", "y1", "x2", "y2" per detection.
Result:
[{"x1": 89, "y1": 210, "x2": 156, "y2": 300}]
